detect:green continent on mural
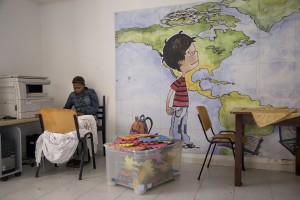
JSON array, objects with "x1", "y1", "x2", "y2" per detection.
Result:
[
  {"x1": 218, "y1": 91, "x2": 274, "y2": 136},
  {"x1": 222, "y1": 0, "x2": 300, "y2": 32}
]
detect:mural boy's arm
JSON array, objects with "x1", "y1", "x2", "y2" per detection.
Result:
[{"x1": 166, "y1": 88, "x2": 174, "y2": 115}]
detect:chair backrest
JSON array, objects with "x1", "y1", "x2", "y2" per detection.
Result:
[
  {"x1": 97, "y1": 95, "x2": 106, "y2": 129},
  {"x1": 196, "y1": 106, "x2": 215, "y2": 142},
  {"x1": 97, "y1": 95, "x2": 106, "y2": 155},
  {"x1": 39, "y1": 108, "x2": 77, "y2": 134},
  {"x1": 196, "y1": 106, "x2": 212, "y2": 131}
]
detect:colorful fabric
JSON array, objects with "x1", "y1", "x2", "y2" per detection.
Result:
[
  {"x1": 113, "y1": 139, "x2": 140, "y2": 146},
  {"x1": 117, "y1": 134, "x2": 154, "y2": 141},
  {"x1": 111, "y1": 134, "x2": 174, "y2": 151},
  {"x1": 139, "y1": 135, "x2": 171, "y2": 143}
]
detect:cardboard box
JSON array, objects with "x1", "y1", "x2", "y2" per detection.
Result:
[{"x1": 104, "y1": 141, "x2": 182, "y2": 194}]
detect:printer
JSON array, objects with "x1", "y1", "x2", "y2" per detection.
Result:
[{"x1": 0, "y1": 75, "x2": 54, "y2": 119}]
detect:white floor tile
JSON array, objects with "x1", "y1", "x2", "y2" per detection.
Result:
[{"x1": 0, "y1": 155, "x2": 299, "y2": 200}]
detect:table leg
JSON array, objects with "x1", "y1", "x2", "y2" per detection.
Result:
[
  {"x1": 296, "y1": 127, "x2": 300, "y2": 175},
  {"x1": 235, "y1": 114, "x2": 243, "y2": 186}
]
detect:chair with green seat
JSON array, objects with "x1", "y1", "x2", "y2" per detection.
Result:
[{"x1": 196, "y1": 105, "x2": 246, "y2": 180}]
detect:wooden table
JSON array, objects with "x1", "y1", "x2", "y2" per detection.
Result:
[
  {"x1": 0, "y1": 117, "x2": 39, "y2": 127},
  {"x1": 231, "y1": 108, "x2": 300, "y2": 186}
]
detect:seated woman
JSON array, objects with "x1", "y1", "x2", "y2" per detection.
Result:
[
  {"x1": 64, "y1": 76, "x2": 99, "y2": 118},
  {"x1": 64, "y1": 76, "x2": 99, "y2": 166}
]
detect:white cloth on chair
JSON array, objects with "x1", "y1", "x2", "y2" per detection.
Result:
[
  {"x1": 77, "y1": 115, "x2": 98, "y2": 154},
  {"x1": 35, "y1": 115, "x2": 98, "y2": 164}
]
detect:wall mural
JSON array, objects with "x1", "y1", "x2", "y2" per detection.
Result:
[{"x1": 115, "y1": 0, "x2": 300, "y2": 159}]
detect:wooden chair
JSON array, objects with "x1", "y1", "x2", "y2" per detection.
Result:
[
  {"x1": 36, "y1": 108, "x2": 96, "y2": 180},
  {"x1": 97, "y1": 95, "x2": 106, "y2": 156},
  {"x1": 196, "y1": 106, "x2": 246, "y2": 180}
]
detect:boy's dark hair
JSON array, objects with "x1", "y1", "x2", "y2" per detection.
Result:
[
  {"x1": 72, "y1": 76, "x2": 85, "y2": 85},
  {"x1": 161, "y1": 31, "x2": 196, "y2": 72}
]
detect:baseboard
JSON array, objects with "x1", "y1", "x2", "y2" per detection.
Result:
[{"x1": 182, "y1": 152, "x2": 295, "y2": 172}]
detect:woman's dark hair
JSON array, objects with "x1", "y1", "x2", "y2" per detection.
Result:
[
  {"x1": 161, "y1": 31, "x2": 196, "y2": 72},
  {"x1": 72, "y1": 76, "x2": 85, "y2": 85}
]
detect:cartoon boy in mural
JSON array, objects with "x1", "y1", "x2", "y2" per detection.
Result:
[{"x1": 161, "y1": 31, "x2": 198, "y2": 148}]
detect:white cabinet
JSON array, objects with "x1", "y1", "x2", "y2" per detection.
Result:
[{"x1": 0, "y1": 126, "x2": 22, "y2": 181}]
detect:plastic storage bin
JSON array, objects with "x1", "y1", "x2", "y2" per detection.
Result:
[{"x1": 104, "y1": 141, "x2": 182, "y2": 194}]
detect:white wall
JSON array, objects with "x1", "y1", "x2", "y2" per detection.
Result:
[
  {"x1": 0, "y1": 0, "x2": 41, "y2": 75},
  {"x1": 0, "y1": 0, "x2": 202, "y2": 148},
  {"x1": 38, "y1": 0, "x2": 202, "y2": 139}
]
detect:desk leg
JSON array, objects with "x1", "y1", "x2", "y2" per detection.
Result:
[
  {"x1": 235, "y1": 114, "x2": 243, "y2": 186},
  {"x1": 296, "y1": 127, "x2": 300, "y2": 176}
]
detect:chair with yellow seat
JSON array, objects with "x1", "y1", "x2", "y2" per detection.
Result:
[
  {"x1": 35, "y1": 108, "x2": 96, "y2": 180},
  {"x1": 196, "y1": 105, "x2": 246, "y2": 180}
]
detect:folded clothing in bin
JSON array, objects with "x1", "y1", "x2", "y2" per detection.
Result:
[{"x1": 110, "y1": 133, "x2": 173, "y2": 151}]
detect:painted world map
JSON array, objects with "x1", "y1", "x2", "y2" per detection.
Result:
[{"x1": 115, "y1": 0, "x2": 300, "y2": 159}]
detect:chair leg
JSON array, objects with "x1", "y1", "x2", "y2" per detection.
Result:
[
  {"x1": 87, "y1": 149, "x2": 91, "y2": 163},
  {"x1": 102, "y1": 130, "x2": 106, "y2": 157},
  {"x1": 35, "y1": 163, "x2": 40, "y2": 178},
  {"x1": 230, "y1": 143, "x2": 235, "y2": 158},
  {"x1": 89, "y1": 134, "x2": 96, "y2": 169},
  {"x1": 242, "y1": 146, "x2": 246, "y2": 171},
  {"x1": 198, "y1": 143, "x2": 212, "y2": 180},
  {"x1": 79, "y1": 141, "x2": 85, "y2": 180},
  {"x1": 207, "y1": 143, "x2": 216, "y2": 168}
]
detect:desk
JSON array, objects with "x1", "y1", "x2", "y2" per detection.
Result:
[
  {"x1": 231, "y1": 108, "x2": 300, "y2": 186},
  {"x1": 0, "y1": 117, "x2": 39, "y2": 181},
  {"x1": 0, "y1": 118, "x2": 39, "y2": 127}
]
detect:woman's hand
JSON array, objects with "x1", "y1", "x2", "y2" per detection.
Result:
[{"x1": 77, "y1": 112, "x2": 84, "y2": 116}]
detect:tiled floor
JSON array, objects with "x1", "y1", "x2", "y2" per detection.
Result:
[{"x1": 0, "y1": 155, "x2": 300, "y2": 200}]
